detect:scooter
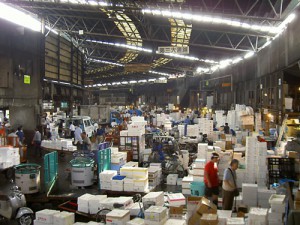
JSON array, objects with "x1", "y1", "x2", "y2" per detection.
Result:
[{"x1": 0, "y1": 184, "x2": 34, "y2": 225}]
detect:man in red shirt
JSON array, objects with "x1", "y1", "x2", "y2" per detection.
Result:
[{"x1": 204, "y1": 152, "x2": 220, "y2": 206}]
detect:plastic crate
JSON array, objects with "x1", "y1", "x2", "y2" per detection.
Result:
[
  {"x1": 111, "y1": 163, "x2": 124, "y2": 173},
  {"x1": 112, "y1": 175, "x2": 126, "y2": 180},
  {"x1": 190, "y1": 181, "x2": 205, "y2": 196}
]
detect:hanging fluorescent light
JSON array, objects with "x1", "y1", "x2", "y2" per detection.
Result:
[
  {"x1": 130, "y1": 81, "x2": 137, "y2": 84},
  {"x1": 0, "y1": 3, "x2": 41, "y2": 32},
  {"x1": 88, "y1": 58, "x2": 124, "y2": 67},
  {"x1": 232, "y1": 57, "x2": 243, "y2": 64},
  {"x1": 244, "y1": 51, "x2": 255, "y2": 59},
  {"x1": 142, "y1": 9, "x2": 279, "y2": 34},
  {"x1": 149, "y1": 70, "x2": 172, "y2": 77},
  {"x1": 86, "y1": 39, "x2": 152, "y2": 53},
  {"x1": 162, "y1": 53, "x2": 199, "y2": 61}
]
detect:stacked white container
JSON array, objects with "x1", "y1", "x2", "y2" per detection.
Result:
[{"x1": 268, "y1": 194, "x2": 286, "y2": 225}]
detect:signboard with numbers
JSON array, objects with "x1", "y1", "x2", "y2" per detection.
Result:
[{"x1": 157, "y1": 46, "x2": 189, "y2": 54}]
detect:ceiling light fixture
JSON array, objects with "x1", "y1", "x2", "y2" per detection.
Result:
[
  {"x1": 85, "y1": 39, "x2": 152, "y2": 53},
  {"x1": 142, "y1": 9, "x2": 296, "y2": 35},
  {"x1": 88, "y1": 58, "x2": 124, "y2": 67}
]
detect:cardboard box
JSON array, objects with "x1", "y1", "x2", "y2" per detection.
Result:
[
  {"x1": 186, "y1": 196, "x2": 202, "y2": 212},
  {"x1": 200, "y1": 214, "x2": 218, "y2": 225},
  {"x1": 144, "y1": 206, "x2": 168, "y2": 222},
  {"x1": 169, "y1": 206, "x2": 184, "y2": 218},
  {"x1": 188, "y1": 212, "x2": 201, "y2": 225},
  {"x1": 288, "y1": 151, "x2": 299, "y2": 159},
  {"x1": 195, "y1": 197, "x2": 217, "y2": 215}
]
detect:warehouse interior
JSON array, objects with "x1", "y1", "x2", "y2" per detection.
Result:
[{"x1": 0, "y1": 0, "x2": 300, "y2": 225}]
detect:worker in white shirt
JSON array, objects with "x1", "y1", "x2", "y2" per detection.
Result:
[
  {"x1": 69, "y1": 122, "x2": 75, "y2": 139},
  {"x1": 74, "y1": 125, "x2": 83, "y2": 150}
]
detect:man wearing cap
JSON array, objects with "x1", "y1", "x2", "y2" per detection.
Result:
[{"x1": 204, "y1": 152, "x2": 220, "y2": 206}]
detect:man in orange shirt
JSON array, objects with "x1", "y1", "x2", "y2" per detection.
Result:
[{"x1": 204, "y1": 152, "x2": 220, "y2": 206}]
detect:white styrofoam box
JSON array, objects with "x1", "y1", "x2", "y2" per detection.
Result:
[
  {"x1": 167, "y1": 193, "x2": 186, "y2": 207},
  {"x1": 181, "y1": 176, "x2": 193, "y2": 189},
  {"x1": 271, "y1": 203, "x2": 286, "y2": 213},
  {"x1": 134, "y1": 178, "x2": 148, "y2": 190},
  {"x1": 112, "y1": 180, "x2": 124, "y2": 191},
  {"x1": 53, "y1": 211, "x2": 75, "y2": 225},
  {"x1": 111, "y1": 152, "x2": 127, "y2": 164},
  {"x1": 214, "y1": 141, "x2": 226, "y2": 150},
  {"x1": 87, "y1": 222, "x2": 104, "y2": 225},
  {"x1": 268, "y1": 209, "x2": 284, "y2": 223},
  {"x1": 33, "y1": 220, "x2": 52, "y2": 225},
  {"x1": 176, "y1": 178, "x2": 182, "y2": 186},
  {"x1": 116, "y1": 197, "x2": 134, "y2": 209},
  {"x1": 142, "y1": 192, "x2": 164, "y2": 206},
  {"x1": 106, "y1": 209, "x2": 130, "y2": 225},
  {"x1": 35, "y1": 209, "x2": 60, "y2": 224},
  {"x1": 182, "y1": 188, "x2": 191, "y2": 195},
  {"x1": 124, "y1": 183, "x2": 134, "y2": 192},
  {"x1": 120, "y1": 167, "x2": 148, "y2": 179},
  {"x1": 226, "y1": 218, "x2": 245, "y2": 225},
  {"x1": 167, "y1": 174, "x2": 178, "y2": 185},
  {"x1": 89, "y1": 195, "x2": 108, "y2": 214},
  {"x1": 72, "y1": 223, "x2": 87, "y2": 225},
  {"x1": 126, "y1": 218, "x2": 145, "y2": 225},
  {"x1": 128, "y1": 202, "x2": 141, "y2": 216},
  {"x1": 217, "y1": 210, "x2": 232, "y2": 225},
  {"x1": 192, "y1": 168, "x2": 204, "y2": 176},
  {"x1": 164, "y1": 219, "x2": 186, "y2": 225},
  {"x1": 269, "y1": 194, "x2": 286, "y2": 205},
  {"x1": 248, "y1": 207, "x2": 269, "y2": 222},
  {"x1": 144, "y1": 206, "x2": 168, "y2": 222},
  {"x1": 144, "y1": 218, "x2": 167, "y2": 225},
  {"x1": 123, "y1": 161, "x2": 139, "y2": 167},
  {"x1": 100, "y1": 180, "x2": 112, "y2": 189},
  {"x1": 194, "y1": 158, "x2": 206, "y2": 168},
  {"x1": 192, "y1": 175, "x2": 204, "y2": 182},
  {"x1": 100, "y1": 170, "x2": 118, "y2": 182}
]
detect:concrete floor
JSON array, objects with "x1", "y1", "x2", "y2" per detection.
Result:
[{"x1": 0, "y1": 146, "x2": 181, "y2": 224}]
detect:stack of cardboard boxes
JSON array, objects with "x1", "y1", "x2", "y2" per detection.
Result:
[{"x1": 188, "y1": 197, "x2": 217, "y2": 225}]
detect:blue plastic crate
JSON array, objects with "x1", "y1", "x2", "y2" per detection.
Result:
[
  {"x1": 112, "y1": 175, "x2": 126, "y2": 180},
  {"x1": 98, "y1": 142, "x2": 110, "y2": 150},
  {"x1": 111, "y1": 163, "x2": 123, "y2": 172},
  {"x1": 190, "y1": 181, "x2": 205, "y2": 196}
]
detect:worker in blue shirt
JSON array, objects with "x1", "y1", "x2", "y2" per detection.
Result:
[{"x1": 184, "y1": 116, "x2": 191, "y2": 125}]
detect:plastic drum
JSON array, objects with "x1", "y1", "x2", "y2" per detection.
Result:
[{"x1": 14, "y1": 163, "x2": 41, "y2": 194}]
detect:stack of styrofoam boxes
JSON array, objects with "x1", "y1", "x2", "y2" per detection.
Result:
[
  {"x1": 123, "y1": 161, "x2": 139, "y2": 167},
  {"x1": 0, "y1": 146, "x2": 20, "y2": 169},
  {"x1": 268, "y1": 194, "x2": 286, "y2": 225},
  {"x1": 144, "y1": 206, "x2": 168, "y2": 225},
  {"x1": 142, "y1": 191, "x2": 164, "y2": 207},
  {"x1": 248, "y1": 207, "x2": 268, "y2": 225},
  {"x1": 111, "y1": 151, "x2": 127, "y2": 172},
  {"x1": 167, "y1": 174, "x2": 178, "y2": 185},
  {"x1": 77, "y1": 194, "x2": 94, "y2": 214},
  {"x1": 255, "y1": 112, "x2": 262, "y2": 133},
  {"x1": 217, "y1": 210, "x2": 232, "y2": 225},
  {"x1": 127, "y1": 202, "x2": 142, "y2": 217},
  {"x1": 72, "y1": 222, "x2": 104, "y2": 225},
  {"x1": 257, "y1": 188, "x2": 276, "y2": 208},
  {"x1": 120, "y1": 167, "x2": 148, "y2": 192},
  {"x1": 192, "y1": 158, "x2": 206, "y2": 182},
  {"x1": 245, "y1": 136, "x2": 257, "y2": 183},
  {"x1": 148, "y1": 166, "x2": 161, "y2": 187},
  {"x1": 197, "y1": 143, "x2": 208, "y2": 159},
  {"x1": 256, "y1": 141, "x2": 268, "y2": 187},
  {"x1": 127, "y1": 218, "x2": 145, "y2": 225},
  {"x1": 226, "y1": 218, "x2": 245, "y2": 225},
  {"x1": 198, "y1": 118, "x2": 213, "y2": 135},
  {"x1": 99, "y1": 170, "x2": 118, "y2": 190},
  {"x1": 106, "y1": 209, "x2": 130, "y2": 225},
  {"x1": 236, "y1": 162, "x2": 246, "y2": 189},
  {"x1": 61, "y1": 139, "x2": 75, "y2": 151},
  {"x1": 150, "y1": 163, "x2": 162, "y2": 185},
  {"x1": 88, "y1": 195, "x2": 108, "y2": 214},
  {"x1": 242, "y1": 183, "x2": 258, "y2": 208},
  {"x1": 178, "y1": 125, "x2": 185, "y2": 137},
  {"x1": 167, "y1": 193, "x2": 186, "y2": 207},
  {"x1": 34, "y1": 209, "x2": 66, "y2": 225},
  {"x1": 164, "y1": 120, "x2": 172, "y2": 131},
  {"x1": 187, "y1": 125, "x2": 198, "y2": 137},
  {"x1": 217, "y1": 151, "x2": 232, "y2": 181},
  {"x1": 164, "y1": 219, "x2": 186, "y2": 225},
  {"x1": 181, "y1": 176, "x2": 193, "y2": 195},
  {"x1": 128, "y1": 116, "x2": 147, "y2": 136},
  {"x1": 226, "y1": 110, "x2": 236, "y2": 130},
  {"x1": 215, "y1": 110, "x2": 226, "y2": 128},
  {"x1": 214, "y1": 141, "x2": 226, "y2": 150},
  {"x1": 143, "y1": 148, "x2": 152, "y2": 162}
]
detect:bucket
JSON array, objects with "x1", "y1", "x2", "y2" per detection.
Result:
[
  {"x1": 70, "y1": 157, "x2": 94, "y2": 187},
  {"x1": 14, "y1": 163, "x2": 41, "y2": 194}
]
